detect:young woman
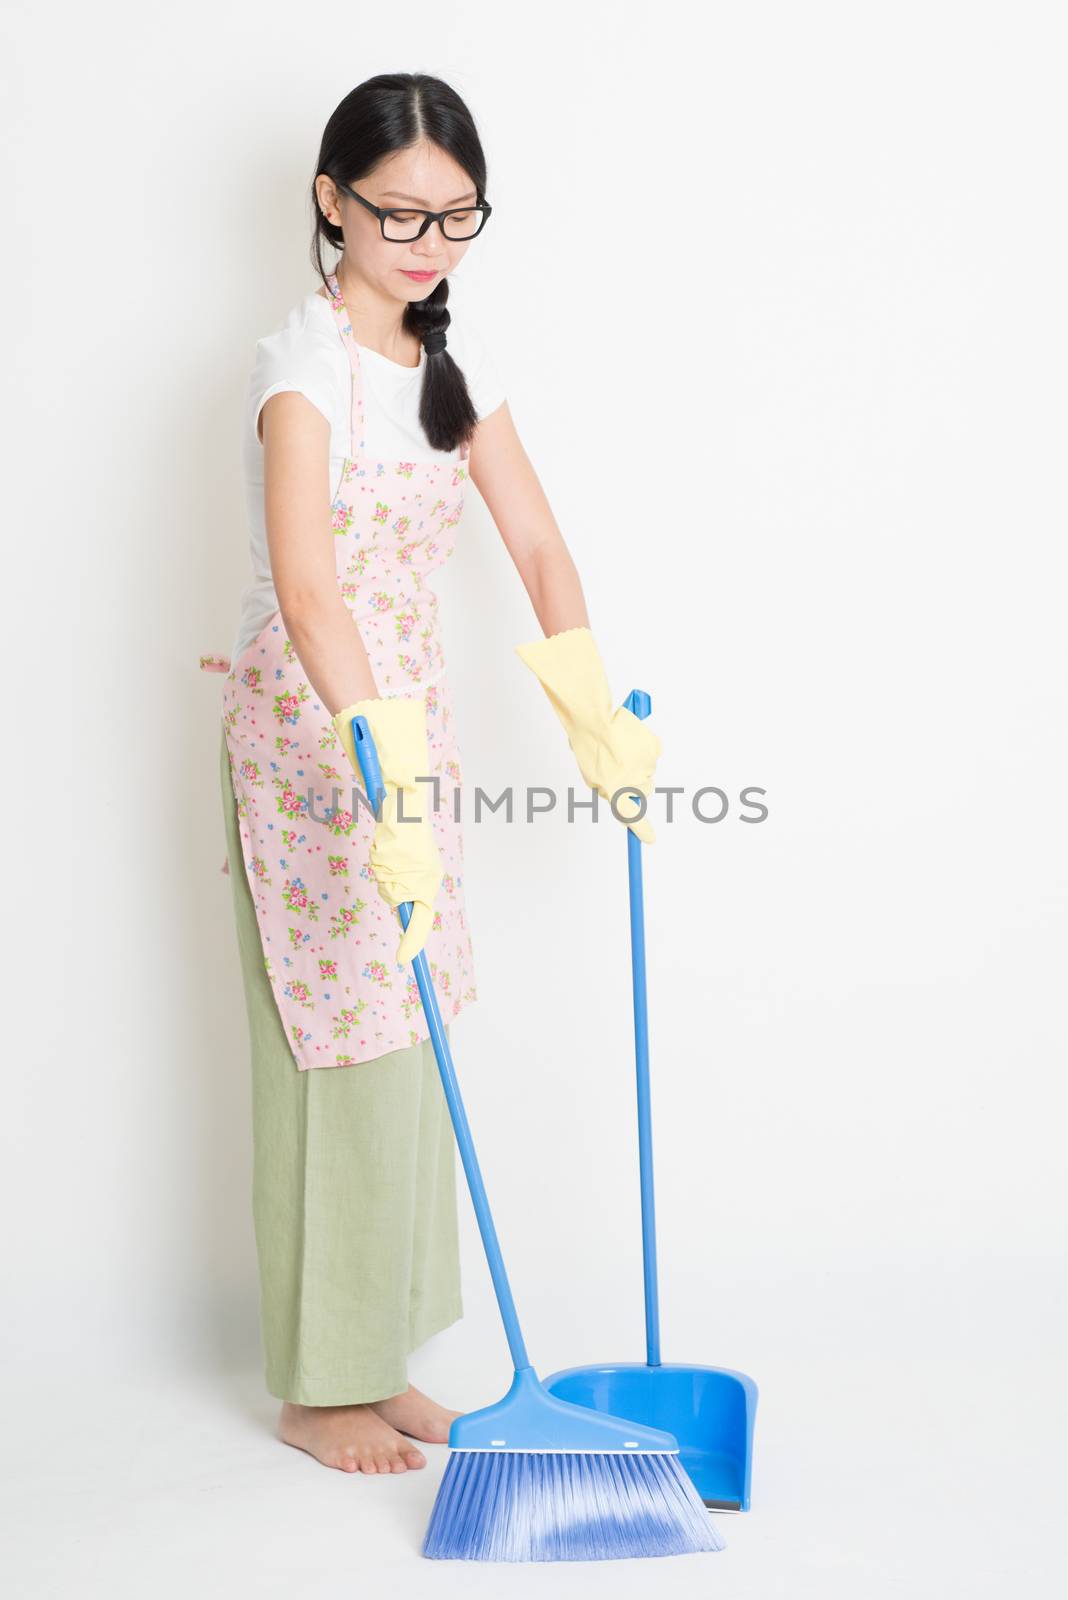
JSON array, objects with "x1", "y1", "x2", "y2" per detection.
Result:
[{"x1": 214, "y1": 73, "x2": 663, "y2": 1478}]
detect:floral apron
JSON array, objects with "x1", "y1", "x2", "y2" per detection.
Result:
[{"x1": 216, "y1": 271, "x2": 477, "y2": 1070}]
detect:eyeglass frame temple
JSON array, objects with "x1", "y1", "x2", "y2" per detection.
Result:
[{"x1": 331, "y1": 180, "x2": 492, "y2": 238}]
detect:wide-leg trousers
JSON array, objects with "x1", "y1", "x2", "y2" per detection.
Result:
[{"x1": 219, "y1": 729, "x2": 464, "y2": 1404}]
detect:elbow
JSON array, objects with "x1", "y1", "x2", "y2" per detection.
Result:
[{"x1": 277, "y1": 582, "x2": 343, "y2": 642}]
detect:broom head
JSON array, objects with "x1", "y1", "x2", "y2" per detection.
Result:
[{"x1": 422, "y1": 1366, "x2": 726, "y2": 1562}]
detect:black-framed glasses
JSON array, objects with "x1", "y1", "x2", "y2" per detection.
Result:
[{"x1": 333, "y1": 179, "x2": 492, "y2": 242}]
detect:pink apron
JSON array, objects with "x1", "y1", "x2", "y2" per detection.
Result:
[{"x1": 216, "y1": 271, "x2": 477, "y2": 1069}]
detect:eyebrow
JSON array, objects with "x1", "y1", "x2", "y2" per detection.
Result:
[{"x1": 379, "y1": 189, "x2": 478, "y2": 206}]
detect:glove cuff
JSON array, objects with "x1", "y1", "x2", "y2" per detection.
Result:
[
  {"x1": 514, "y1": 625, "x2": 613, "y2": 733},
  {"x1": 333, "y1": 692, "x2": 430, "y2": 787}
]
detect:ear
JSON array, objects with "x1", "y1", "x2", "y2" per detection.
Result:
[{"x1": 316, "y1": 176, "x2": 339, "y2": 225}]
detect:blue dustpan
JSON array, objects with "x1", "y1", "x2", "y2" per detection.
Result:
[{"x1": 543, "y1": 689, "x2": 758, "y2": 1512}]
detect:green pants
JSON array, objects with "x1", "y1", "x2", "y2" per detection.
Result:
[{"x1": 219, "y1": 730, "x2": 464, "y2": 1405}]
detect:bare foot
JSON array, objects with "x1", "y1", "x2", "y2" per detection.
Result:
[
  {"x1": 369, "y1": 1382, "x2": 463, "y2": 1444},
  {"x1": 277, "y1": 1401, "x2": 428, "y2": 1474}
]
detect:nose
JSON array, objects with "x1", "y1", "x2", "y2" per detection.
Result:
[{"x1": 413, "y1": 218, "x2": 450, "y2": 255}]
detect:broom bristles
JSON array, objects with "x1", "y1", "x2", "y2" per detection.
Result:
[{"x1": 422, "y1": 1449, "x2": 726, "y2": 1562}]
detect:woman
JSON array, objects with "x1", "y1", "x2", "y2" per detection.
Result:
[{"x1": 214, "y1": 73, "x2": 662, "y2": 1478}]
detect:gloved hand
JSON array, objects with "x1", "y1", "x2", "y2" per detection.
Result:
[
  {"x1": 514, "y1": 625, "x2": 662, "y2": 843},
  {"x1": 332, "y1": 693, "x2": 442, "y2": 964}
]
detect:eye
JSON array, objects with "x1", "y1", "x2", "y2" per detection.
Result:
[{"x1": 388, "y1": 211, "x2": 420, "y2": 222}]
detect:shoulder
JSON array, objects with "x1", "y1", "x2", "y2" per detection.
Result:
[
  {"x1": 249, "y1": 289, "x2": 348, "y2": 430},
  {"x1": 445, "y1": 305, "x2": 492, "y2": 362},
  {"x1": 252, "y1": 290, "x2": 347, "y2": 381},
  {"x1": 447, "y1": 307, "x2": 506, "y2": 422}
]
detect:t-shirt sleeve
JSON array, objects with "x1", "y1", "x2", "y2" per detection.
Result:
[
  {"x1": 456, "y1": 317, "x2": 506, "y2": 422},
  {"x1": 248, "y1": 302, "x2": 345, "y2": 443}
]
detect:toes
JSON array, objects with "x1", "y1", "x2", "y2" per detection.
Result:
[{"x1": 330, "y1": 1435, "x2": 426, "y2": 1474}]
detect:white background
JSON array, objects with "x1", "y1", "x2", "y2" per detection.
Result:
[{"x1": 5, "y1": 1, "x2": 1066, "y2": 1594}]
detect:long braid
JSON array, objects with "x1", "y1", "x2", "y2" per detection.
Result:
[{"x1": 404, "y1": 278, "x2": 478, "y2": 453}]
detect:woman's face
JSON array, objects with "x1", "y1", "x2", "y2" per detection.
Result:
[{"x1": 317, "y1": 141, "x2": 479, "y2": 302}]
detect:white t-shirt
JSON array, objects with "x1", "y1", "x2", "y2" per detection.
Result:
[{"x1": 233, "y1": 288, "x2": 506, "y2": 663}]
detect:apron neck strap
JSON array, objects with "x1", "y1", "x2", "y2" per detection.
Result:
[{"x1": 325, "y1": 271, "x2": 366, "y2": 460}]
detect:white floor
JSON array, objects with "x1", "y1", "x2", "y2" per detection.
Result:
[{"x1": 8, "y1": 1296, "x2": 1064, "y2": 1598}]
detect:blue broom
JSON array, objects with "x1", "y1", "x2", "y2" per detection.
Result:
[{"x1": 350, "y1": 713, "x2": 725, "y2": 1563}]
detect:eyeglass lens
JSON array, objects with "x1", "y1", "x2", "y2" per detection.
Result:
[{"x1": 382, "y1": 210, "x2": 485, "y2": 241}]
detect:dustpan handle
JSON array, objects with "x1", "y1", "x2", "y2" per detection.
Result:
[
  {"x1": 350, "y1": 714, "x2": 532, "y2": 1377},
  {"x1": 623, "y1": 689, "x2": 661, "y2": 1368}
]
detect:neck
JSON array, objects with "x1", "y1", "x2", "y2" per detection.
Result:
[{"x1": 336, "y1": 257, "x2": 413, "y2": 359}]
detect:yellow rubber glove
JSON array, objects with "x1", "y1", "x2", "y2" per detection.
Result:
[
  {"x1": 514, "y1": 625, "x2": 662, "y2": 844},
  {"x1": 332, "y1": 693, "x2": 442, "y2": 964}
]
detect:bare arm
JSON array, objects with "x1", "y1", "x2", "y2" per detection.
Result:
[
  {"x1": 260, "y1": 391, "x2": 379, "y2": 713},
  {"x1": 467, "y1": 401, "x2": 591, "y2": 635}
]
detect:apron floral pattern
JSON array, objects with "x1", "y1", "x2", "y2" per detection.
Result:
[{"x1": 219, "y1": 271, "x2": 477, "y2": 1069}]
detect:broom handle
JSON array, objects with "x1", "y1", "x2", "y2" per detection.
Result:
[
  {"x1": 623, "y1": 689, "x2": 662, "y2": 1368},
  {"x1": 350, "y1": 715, "x2": 532, "y2": 1376}
]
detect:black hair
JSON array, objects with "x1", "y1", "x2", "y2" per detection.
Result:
[{"x1": 311, "y1": 74, "x2": 490, "y2": 455}]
